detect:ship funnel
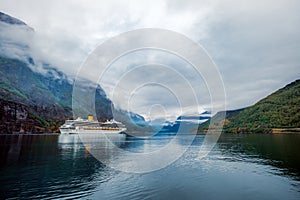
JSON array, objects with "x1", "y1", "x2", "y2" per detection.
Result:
[{"x1": 88, "y1": 115, "x2": 94, "y2": 121}]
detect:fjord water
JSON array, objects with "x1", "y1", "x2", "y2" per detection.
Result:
[{"x1": 0, "y1": 134, "x2": 300, "y2": 199}]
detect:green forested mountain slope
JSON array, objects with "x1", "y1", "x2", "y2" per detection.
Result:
[{"x1": 199, "y1": 79, "x2": 300, "y2": 133}]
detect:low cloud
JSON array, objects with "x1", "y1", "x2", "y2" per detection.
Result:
[{"x1": 1, "y1": 0, "x2": 299, "y2": 119}]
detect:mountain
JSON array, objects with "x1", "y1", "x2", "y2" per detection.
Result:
[
  {"x1": 0, "y1": 12, "x2": 149, "y2": 134},
  {"x1": 158, "y1": 112, "x2": 212, "y2": 133},
  {"x1": 0, "y1": 12, "x2": 34, "y2": 61},
  {"x1": 0, "y1": 12, "x2": 114, "y2": 133},
  {"x1": 199, "y1": 80, "x2": 300, "y2": 133},
  {"x1": 0, "y1": 12, "x2": 27, "y2": 25},
  {"x1": 0, "y1": 56, "x2": 115, "y2": 133},
  {"x1": 198, "y1": 108, "x2": 245, "y2": 132}
]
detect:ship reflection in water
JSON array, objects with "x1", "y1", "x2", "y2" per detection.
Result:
[
  {"x1": 0, "y1": 134, "x2": 300, "y2": 199},
  {"x1": 58, "y1": 133, "x2": 127, "y2": 165}
]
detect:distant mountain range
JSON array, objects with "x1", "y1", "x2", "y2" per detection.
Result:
[
  {"x1": 156, "y1": 112, "x2": 211, "y2": 133},
  {"x1": 199, "y1": 79, "x2": 300, "y2": 133}
]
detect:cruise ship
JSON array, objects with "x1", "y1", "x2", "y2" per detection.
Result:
[{"x1": 59, "y1": 115, "x2": 126, "y2": 135}]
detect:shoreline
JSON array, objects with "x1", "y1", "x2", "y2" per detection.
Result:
[
  {"x1": 1, "y1": 130, "x2": 300, "y2": 136},
  {"x1": 0, "y1": 133, "x2": 60, "y2": 135}
]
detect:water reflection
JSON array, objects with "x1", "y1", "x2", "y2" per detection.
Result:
[
  {"x1": 0, "y1": 134, "x2": 112, "y2": 199},
  {"x1": 215, "y1": 134, "x2": 300, "y2": 180},
  {"x1": 0, "y1": 133, "x2": 300, "y2": 199}
]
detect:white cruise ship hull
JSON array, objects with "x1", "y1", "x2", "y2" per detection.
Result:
[
  {"x1": 59, "y1": 128, "x2": 126, "y2": 135},
  {"x1": 59, "y1": 128, "x2": 77, "y2": 134}
]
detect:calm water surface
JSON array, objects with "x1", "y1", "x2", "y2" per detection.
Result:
[{"x1": 0, "y1": 133, "x2": 300, "y2": 199}]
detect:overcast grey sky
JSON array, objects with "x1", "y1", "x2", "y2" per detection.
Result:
[{"x1": 1, "y1": 0, "x2": 299, "y2": 120}]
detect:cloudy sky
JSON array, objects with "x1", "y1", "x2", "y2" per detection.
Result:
[{"x1": 1, "y1": 0, "x2": 300, "y2": 120}]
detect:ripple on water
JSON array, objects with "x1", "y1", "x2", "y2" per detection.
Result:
[{"x1": 1, "y1": 134, "x2": 300, "y2": 200}]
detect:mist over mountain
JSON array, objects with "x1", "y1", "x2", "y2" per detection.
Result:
[
  {"x1": 1, "y1": 11, "x2": 189, "y2": 136},
  {"x1": 0, "y1": 12, "x2": 117, "y2": 133},
  {"x1": 0, "y1": 12, "x2": 27, "y2": 25},
  {"x1": 0, "y1": 12, "x2": 213, "y2": 134}
]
